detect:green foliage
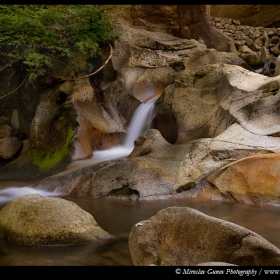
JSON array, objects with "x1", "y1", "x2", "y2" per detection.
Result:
[
  {"x1": 0, "y1": 5, "x2": 119, "y2": 83},
  {"x1": 27, "y1": 128, "x2": 75, "y2": 170}
]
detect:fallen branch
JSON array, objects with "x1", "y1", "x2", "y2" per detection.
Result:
[
  {"x1": 67, "y1": 43, "x2": 113, "y2": 81},
  {"x1": 0, "y1": 72, "x2": 30, "y2": 99},
  {"x1": 0, "y1": 64, "x2": 10, "y2": 72},
  {"x1": 52, "y1": 58, "x2": 76, "y2": 79},
  {"x1": 0, "y1": 60, "x2": 16, "y2": 72},
  {"x1": 0, "y1": 43, "x2": 113, "y2": 100}
]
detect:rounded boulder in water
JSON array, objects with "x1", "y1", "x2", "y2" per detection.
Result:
[{"x1": 0, "y1": 194, "x2": 113, "y2": 246}]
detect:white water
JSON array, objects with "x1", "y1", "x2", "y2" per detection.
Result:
[
  {"x1": 0, "y1": 96, "x2": 159, "y2": 204},
  {"x1": 0, "y1": 187, "x2": 64, "y2": 204},
  {"x1": 123, "y1": 96, "x2": 158, "y2": 150},
  {"x1": 66, "y1": 95, "x2": 158, "y2": 170}
]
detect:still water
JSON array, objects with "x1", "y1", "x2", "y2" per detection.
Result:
[{"x1": 0, "y1": 192, "x2": 280, "y2": 266}]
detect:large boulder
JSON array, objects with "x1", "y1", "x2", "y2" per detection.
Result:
[
  {"x1": 207, "y1": 123, "x2": 280, "y2": 159},
  {"x1": 0, "y1": 194, "x2": 113, "y2": 246},
  {"x1": 30, "y1": 129, "x2": 229, "y2": 200},
  {"x1": 128, "y1": 207, "x2": 280, "y2": 266},
  {"x1": 156, "y1": 63, "x2": 280, "y2": 144},
  {"x1": 60, "y1": 79, "x2": 128, "y2": 161},
  {"x1": 32, "y1": 123, "x2": 280, "y2": 204},
  {"x1": 206, "y1": 153, "x2": 280, "y2": 206}
]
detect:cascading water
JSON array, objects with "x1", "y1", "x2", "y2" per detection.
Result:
[
  {"x1": 0, "y1": 95, "x2": 159, "y2": 205},
  {"x1": 123, "y1": 96, "x2": 158, "y2": 150},
  {"x1": 66, "y1": 95, "x2": 159, "y2": 169}
]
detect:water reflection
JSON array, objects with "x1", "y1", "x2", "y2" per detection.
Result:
[{"x1": 0, "y1": 195, "x2": 280, "y2": 266}]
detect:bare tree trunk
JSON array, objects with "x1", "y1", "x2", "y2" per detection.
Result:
[
  {"x1": 177, "y1": 5, "x2": 236, "y2": 53},
  {"x1": 129, "y1": 5, "x2": 236, "y2": 53}
]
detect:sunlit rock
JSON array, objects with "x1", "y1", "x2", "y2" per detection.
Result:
[{"x1": 206, "y1": 153, "x2": 280, "y2": 206}]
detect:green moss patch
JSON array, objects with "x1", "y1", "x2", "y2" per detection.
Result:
[
  {"x1": 109, "y1": 186, "x2": 139, "y2": 197},
  {"x1": 27, "y1": 128, "x2": 75, "y2": 170},
  {"x1": 176, "y1": 182, "x2": 196, "y2": 193}
]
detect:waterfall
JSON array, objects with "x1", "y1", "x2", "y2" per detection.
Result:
[
  {"x1": 67, "y1": 95, "x2": 159, "y2": 169},
  {"x1": 123, "y1": 96, "x2": 158, "y2": 150},
  {"x1": 0, "y1": 95, "x2": 159, "y2": 204}
]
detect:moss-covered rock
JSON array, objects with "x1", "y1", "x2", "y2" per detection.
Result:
[{"x1": 27, "y1": 128, "x2": 75, "y2": 170}]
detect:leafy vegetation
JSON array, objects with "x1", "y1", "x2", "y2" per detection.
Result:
[{"x1": 0, "y1": 5, "x2": 119, "y2": 83}]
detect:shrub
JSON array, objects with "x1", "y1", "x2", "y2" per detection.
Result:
[{"x1": 0, "y1": 5, "x2": 119, "y2": 83}]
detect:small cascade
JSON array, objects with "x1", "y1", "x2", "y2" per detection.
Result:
[
  {"x1": 123, "y1": 96, "x2": 158, "y2": 150},
  {"x1": 0, "y1": 184, "x2": 64, "y2": 206},
  {"x1": 0, "y1": 95, "x2": 159, "y2": 204},
  {"x1": 67, "y1": 95, "x2": 159, "y2": 170}
]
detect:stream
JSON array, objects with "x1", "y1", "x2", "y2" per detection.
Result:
[
  {"x1": 0, "y1": 96, "x2": 280, "y2": 266},
  {"x1": 0, "y1": 191, "x2": 280, "y2": 266}
]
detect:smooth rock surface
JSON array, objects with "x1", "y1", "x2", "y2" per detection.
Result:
[{"x1": 0, "y1": 194, "x2": 113, "y2": 246}]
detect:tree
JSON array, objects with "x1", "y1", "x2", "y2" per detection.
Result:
[
  {"x1": 177, "y1": 5, "x2": 236, "y2": 53},
  {"x1": 129, "y1": 5, "x2": 236, "y2": 53},
  {"x1": 0, "y1": 4, "x2": 119, "y2": 88}
]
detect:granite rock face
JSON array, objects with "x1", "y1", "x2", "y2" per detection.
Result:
[{"x1": 32, "y1": 63, "x2": 280, "y2": 206}]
